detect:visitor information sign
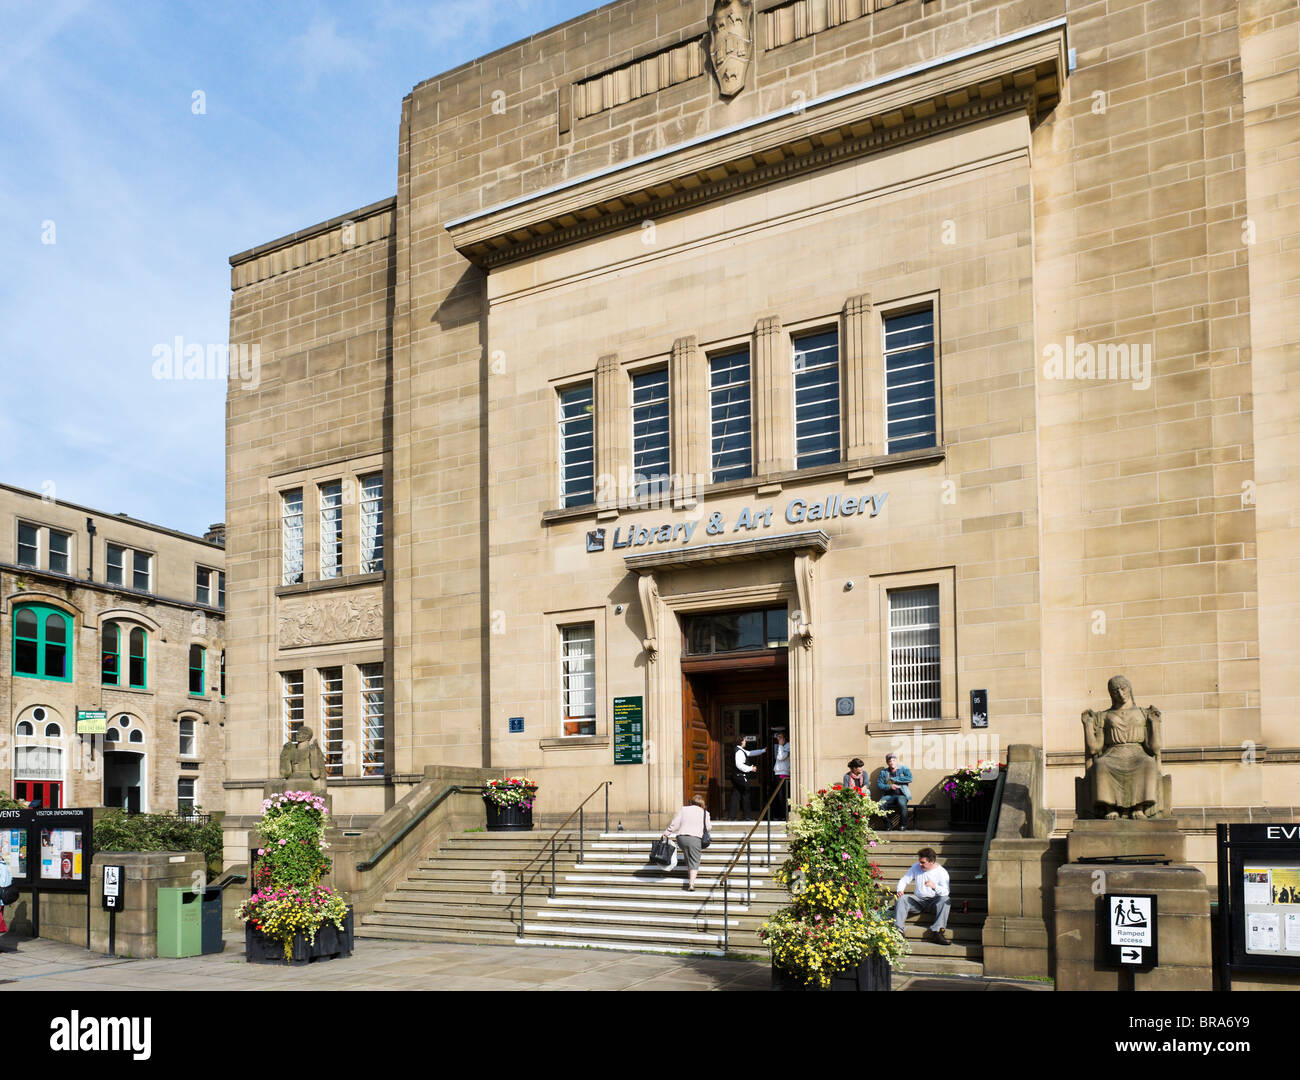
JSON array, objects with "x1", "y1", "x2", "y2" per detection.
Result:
[
  {"x1": 613, "y1": 696, "x2": 644, "y2": 765},
  {"x1": 1105, "y1": 893, "x2": 1158, "y2": 968}
]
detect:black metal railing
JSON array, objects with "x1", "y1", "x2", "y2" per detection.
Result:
[
  {"x1": 975, "y1": 766, "x2": 1008, "y2": 882},
  {"x1": 517, "y1": 780, "x2": 611, "y2": 937},
  {"x1": 715, "y1": 777, "x2": 787, "y2": 953},
  {"x1": 354, "y1": 784, "x2": 484, "y2": 872}
]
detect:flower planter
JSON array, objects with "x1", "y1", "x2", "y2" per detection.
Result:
[
  {"x1": 246, "y1": 906, "x2": 354, "y2": 965},
  {"x1": 947, "y1": 780, "x2": 997, "y2": 830},
  {"x1": 771, "y1": 954, "x2": 892, "y2": 991},
  {"x1": 484, "y1": 798, "x2": 535, "y2": 831}
]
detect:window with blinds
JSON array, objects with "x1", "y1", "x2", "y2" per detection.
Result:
[
  {"x1": 793, "y1": 329, "x2": 841, "y2": 469},
  {"x1": 360, "y1": 474, "x2": 384, "y2": 573},
  {"x1": 561, "y1": 624, "x2": 596, "y2": 736},
  {"x1": 282, "y1": 670, "x2": 304, "y2": 743},
  {"x1": 884, "y1": 307, "x2": 937, "y2": 454},
  {"x1": 361, "y1": 663, "x2": 385, "y2": 776},
  {"x1": 710, "y1": 348, "x2": 752, "y2": 482},
  {"x1": 559, "y1": 383, "x2": 595, "y2": 507},
  {"x1": 281, "y1": 489, "x2": 304, "y2": 585},
  {"x1": 319, "y1": 482, "x2": 343, "y2": 579},
  {"x1": 632, "y1": 368, "x2": 670, "y2": 499},
  {"x1": 888, "y1": 585, "x2": 941, "y2": 722},
  {"x1": 320, "y1": 667, "x2": 344, "y2": 777}
]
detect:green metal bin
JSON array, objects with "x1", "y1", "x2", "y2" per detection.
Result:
[{"x1": 157, "y1": 888, "x2": 202, "y2": 958}]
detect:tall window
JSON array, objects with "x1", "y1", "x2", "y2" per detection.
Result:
[
  {"x1": 13, "y1": 604, "x2": 71, "y2": 681},
  {"x1": 220, "y1": 650, "x2": 226, "y2": 698},
  {"x1": 319, "y1": 482, "x2": 343, "y2": 579},
  {"x1": 710, "y1": 348, "x2": 752, "y2": 483},
  {"x1": 559, "y1": 383, "x2": 595, "y2": 508},
  {"x1": 281, "y1": 489, "x2": 304, "y2": 585},
  {"x1": 320, "y1": 667, "x2": 344, "y2": 778},
  {"x1": 888, "y1": 586, "x2": 941, "y2": 722},
  {"x1": 360, "y1": 474, "x2": 384, "y2": 573},
  {"x1": 188, "y1": 644, "x2": 205, "y2": 696},
  {"x1": 128, "y1": 627, "x2": 147, "y2": 689},
  {"x1": 106, "y1": 543, "x2": 126, "y2": 586},
  {"x1": 360, "y1": 663, "x2": 385, "y2": 777},
  {"x1": 884, "y1": 307, "x2": 937, "y2": 454},
  {"x1": 282, "y1": 671, "x2": 304, "y2": 742},
  {"x1": 631, "y1": 368, "x2": 670, "y2": 499},
  {"x1": 561, "y1": 624, "x2": 596, "y2": 736},
  {"x1": 102, "y1": 623, "x2": 120, "y2": 685},
  {"x1": 104, "y1": 544, "x2": 151, "y2": 591},
  {"x1": 16, "y1": 523, "x2": 70, "y2": 573},
  {"x1": 177, "y1": 778, "x2": 196, "y2": 813},
  {"x1": 196, "y1": 566, "x2": 225, "y2": 607},
  {"x1": 48, "y1": 529, "x2": 70, "y2": 574},
  {"x1": 132, "y1": 550, "x2": 152, "y2": 591},
  {"x1": 17, "y1": 522, "x2": 38, "y2": 567},
  {"x1": 179, "y1": 717, "x2": 196, "y2": 757},
  {"x1": 793, "y1": 329, "x2": 841, "y2": 469}
]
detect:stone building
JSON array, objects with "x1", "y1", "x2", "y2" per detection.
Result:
[
  {"x1": 0, "y1": 483, "x2": 227, "y2": 813},
  {"x1": 224, "y1": 0, "x2": 1299, "y2": 880}
]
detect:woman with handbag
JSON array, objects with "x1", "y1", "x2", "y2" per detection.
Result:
[
  {"x1": 662, "y1": 795, "x2": 712, "y2": 892},
  {"x1": 0, "y1": 858, "x2": 14, "y2": 942}
]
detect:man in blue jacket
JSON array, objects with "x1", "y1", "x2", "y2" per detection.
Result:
[{"x1": 876, "y1": 753, "x2": 913, "y2": 830}]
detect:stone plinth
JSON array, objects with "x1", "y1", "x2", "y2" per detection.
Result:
[
  {"x1": 1054, "y1": 862, "x2": 1213, "y2": 990},
  {"x1": 89, "y1": 851, "x2": 207, "y2": 958},
  {"x1": 1067, "y1": 818, "x2": 1186, "y2": 864}
]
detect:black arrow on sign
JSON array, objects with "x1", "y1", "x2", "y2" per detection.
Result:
[{"x1": 1122, "y1": 948, "x2": 1141, "y2": 961}]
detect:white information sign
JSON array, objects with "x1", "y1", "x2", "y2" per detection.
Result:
[
  {"x1": 1249, "y1": 912, "x2": 1281, "y2": 952},
  {"x1": 1109, "y1": 895, "x2": 1154, "y2": 948}
]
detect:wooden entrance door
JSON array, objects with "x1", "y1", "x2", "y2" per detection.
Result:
[{"x1": 682, "y1": 673, "x2": 713, "y2": 811}]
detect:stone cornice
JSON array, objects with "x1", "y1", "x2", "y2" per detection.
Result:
[
  {"x1": 229, "y1": 197, "x2": 396, "y2": 290},
  {"x1": 446, "y1": 19, "x2": 1067, "y2": 268},
  {"x1": 624, "y1": 529, "x2": 829, "y2": 571}
]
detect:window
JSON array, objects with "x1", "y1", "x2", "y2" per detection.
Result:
[
  {"x1": 320, "y1": 667, "x2": 343, "y2": 778},
  {"x1": 884, "y1": 307, "x2": 937, "y2": 454},
  {"x1": 48, "y1": 529, "x2": 69, "y2": 574},
  {"x1": 560, "y1": 624, "x2": 596, "y2": 736},
  {"x1": 360, "y1": 474, "x2": 384, "y2": 573},
  {"x1": 128, "y1": 728, "x2": 144, "y2": 744},
  {"x1": 17, "y1": 522, "x2": 38, "y2": 567},
  {"x1": 360, "y1": 663, "x2": 384, "y2": 777},
  {"x1": 710, "y1": 348, "x2": 752, "y2": 482},
  {"x1": 196, "y1": 566, "x2": 225, "y2": 607},
  {"x1": 44, "y1": 722, "x2": 61, "y2": 738},
  {"x1": 793, "y1": 329, "x2": 841, "y2": 469},
  {"x1": 281, "y1": 489, "x2": 304, "y2": 585},
  {"x1": 319, "y1": 482, "x2": 343, "y2": 579},
  {"x1": 16, "y1": 721, "x2": 33, "y2": 737},
  {"x1": 13, "y1": 604, "x2": 72, "y2": 681},
  {"x1": 106, "y1": 543, "x2": 125, "y2": 586},
  {"x1": 888, "y1": 585, "x2": 941, "y2": 722},
  {"x1": 188, "y1": 645, "x2": 205, "y2": 696},
  {"x1": 631, "y1": 368, "x2": 670, "y2": 499},
  {"x1": 102, "y1": 623, "x2": 120, "y2": 685},
  {"x1": 178, "y1": 778, "x2": 196, "y2": 813},
  {"x1": 132, "y1": 550, "x2": 152, "y2": 591},
  {"x1": 282, "y1": 671, "x2": 304, "y2": 742},
  {"x1": 105, "y1": 728, "x2": 120, "y2": 744},
  {"x1": 559, "y1": 383, "x2": 595, "y2": 508},
  {"x1": 684, "y1": 608, "x2": 789, "y2": 655},
  {"x1": 128, "y1": 627, "x2": 147, "y2": 689},
  {"x1": 105, "y1": 543, "x2": 152, "y2": 591},
  {"x1": 220, "y1": 650, "x2": 226, "y2": 698},
  {"x1": 179, "y1": 717, "x2": 196, "y2": 757},
  {"x1": 16, "y1": 522, "x2": 70, "y2": 573}
]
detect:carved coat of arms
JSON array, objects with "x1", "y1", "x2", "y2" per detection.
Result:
[{"x1": 708, "y1": 0, "x2": 752, "y2": 98}]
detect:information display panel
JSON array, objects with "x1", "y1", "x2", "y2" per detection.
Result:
[
  {"x1": 0, "y1": 808, "x2": 34, "y2": 885},
  {"x1": 31, "y1": 808, "x2": 94, "y2": 892},
  {"x1": 1219, "y1": 823, "x2": 1300, "y2": 980}
]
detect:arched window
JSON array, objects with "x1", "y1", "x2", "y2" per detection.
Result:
[
  {"x1": 128, "y1": 627, "x2": 147, "y2": 689},
  {"x1": 44, "y1": 722, "x2": 61, "y2": 738},
  {"x1": 128, "y1": 729, "x2": 143, "y2": 744},
  {"x1": 179, "y1": 717, "x2": 196, "y2": 757},
  {"x1": 105, "y1": 728, "x2": 120, "y2": 743},
  {"x1": 16, "y1": 721, "x2": 33, "y2": 737},
  {"x1": 12, "y1": 604, "x2": 72, "y2": 681},
  {"x1": 189, "y1": 645, "x2": 205, "y2": 696},
  {"x1": 102, "y1": 623, "x2": 120, "y2": 685}
]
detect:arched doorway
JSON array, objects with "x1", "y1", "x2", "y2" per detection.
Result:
[{"x1": 102, "y1": 713, "x2": 147, "y2": 812}]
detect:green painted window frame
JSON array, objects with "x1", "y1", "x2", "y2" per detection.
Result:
[
  {"x1": 128, "y1": 627, "x2": 148, "y2": 689},
  {"x1": 102, "y1": 622, "x2": 120, "y2": 686},
  {"x1": 188, "y1": 644, "x2": 205, "y2": 697},
  {"x1": 13, "y1": 603, "x2": 73, "y2": 682}
]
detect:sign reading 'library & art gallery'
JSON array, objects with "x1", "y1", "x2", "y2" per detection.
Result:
[{"x1": 585, "y1": 490, "x2": 889, "y2": 553}]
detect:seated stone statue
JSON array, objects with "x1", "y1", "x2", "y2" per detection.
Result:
[
  {"x1": 279, "y1": 725, "x2": 326, "y2": 785},
  {"x1": 1080, "y1": 675, "x2": 1165, "y2": 819}
]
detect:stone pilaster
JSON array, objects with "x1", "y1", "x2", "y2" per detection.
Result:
[
  {"x1": 754, "y1": 315, "x2": 791, "y2": 477},
  {"x1": 594, "y1": 352, "x2": 627, "y2": 506},
  {"x1": 842, "y1": 293, "x2": 875, "y2": 459},
  {"x1": 669, "y1": 335, "x2": 706, "y2": 502}
]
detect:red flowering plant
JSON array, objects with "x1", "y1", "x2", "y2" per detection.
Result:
[
  {"x1": 236, "y1": 791, "x2": 347, "y2": 960},
  {"x1": 941, "y1": 759, "x2": 1005, "y2": 800},
  {"x1": 483, "y1": 777, "x2": 538, "y2": 810}
]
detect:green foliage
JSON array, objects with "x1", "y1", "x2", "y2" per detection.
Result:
[
  {"x1": 0, "y1": 794, "x2": 26, "y2": 810},
  {"x1": 93, "y1": 809, "x2": 223, "y2": 881}
]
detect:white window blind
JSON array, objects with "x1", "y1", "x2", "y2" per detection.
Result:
[
  {"x1": 320, "y1": 667, "x2": 344, "y2": 777},
  {"x1": 884, "y1": 307, "x2": 937, "y2": 454},
  {"x1": 889, "y1": 586, "x2": 941, "y2": 722},
  {"x1": 632, "y1": 368, "x2": 670, "y2": 499},
  {"x1": 360, "y1": 474, "x2": 384, "y2": 573},
  {"x1": 319, "y1": 482, "x2": 343, "y2": 579},
  {"x1": 793, "y1": 329, "x2": 840, "y2": 469},
  {"x1": 360, "y1": 663, "x2": 385, "y2": 777},
  {"x1": 561, "y1": 625, "x2": 596, "y2": 736},
  {"x1": 282, "y1": 671, "x2": 304, "y2": 743},
  {"x1": 559, "y1": 383, "x2": 595, "y2": 507},
  {"x1": 710, "y1": 349, "x2": 752, "y2": 482},
  {"x1": 281, "y1": 490, "x2": 304, "y2": 585},
  {"x1": 16, "y1": 745, "x2": 62, "y2": 780}
]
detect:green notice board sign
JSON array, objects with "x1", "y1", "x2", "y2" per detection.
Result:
[
  {"x1": 613, "y1": 696, "x2": 644, "y2": 765},
  {"x1": 76, "y1": 709, "x2": 108, "y2": 735}
]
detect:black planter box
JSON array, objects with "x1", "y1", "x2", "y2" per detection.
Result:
[
  {"x1": 246, "y1": 907, "x2": 354, "y2": 965},
  {"x1": 484, "y1": 798, "x2": 535, "y2": 831},
  {"x1": 771, "y1": 953, "x2": 892, "y2": 991},
  {"x1": 947, "y1": 780, "x2": 997, "y2": 830}
]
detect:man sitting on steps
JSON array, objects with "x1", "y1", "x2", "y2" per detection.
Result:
[{"x1": 894, "y1": 846, "x2": 952, "y2": 946}]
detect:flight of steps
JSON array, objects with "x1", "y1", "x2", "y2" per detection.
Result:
[{"x1": 356, "y1": 825, "x2": 988, "y2": 975}]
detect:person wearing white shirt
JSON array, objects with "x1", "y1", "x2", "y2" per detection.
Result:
[
  {"x1": 894, "y1": 847, "x2": 952, "y2": 945},
  {"x1": 729, "y1": 737, "x2": 767, "y2": 819},
  {"x1": 772, "y1": 731, "x2": 791, "y2": 819}
]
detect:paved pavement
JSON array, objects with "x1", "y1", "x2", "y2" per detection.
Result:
[{"x1": 0, "y1": 934, "x2": 1050, "y2": 991}]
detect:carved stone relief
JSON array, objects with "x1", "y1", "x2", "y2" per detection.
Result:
[{"x1": 278, "y1": 591, "x2": 382, "y2": 647}]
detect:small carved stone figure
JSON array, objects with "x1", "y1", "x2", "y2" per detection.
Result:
[
  {"x1": 1081, "y1": 675, "x2": 1162, "y2": 819},
  {"x1": 279, "y1": 725, "x2": 326, "y2": 785},
  {"x1": 708, "y1": 0, "x2": 752, "y2": 97}
]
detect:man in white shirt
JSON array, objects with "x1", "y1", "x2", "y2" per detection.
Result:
[
  {"x1": 729, "y1": 737, "x2": 766, "y2": 819},
  {"x1": 894, "y1": 847, "x2": 952, "y2": 946}
]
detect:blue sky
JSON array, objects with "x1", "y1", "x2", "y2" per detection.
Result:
[{"x1": 0, "y1": 0, "x2": 595, "y2": 537}]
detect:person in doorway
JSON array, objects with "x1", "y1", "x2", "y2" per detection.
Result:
[
  {"x1": 842, "y1": 758, "x2": 868, "y2": 795},
  {"x1": 730, "y1": 736, "x2": 766, "y2": 819},
  {"x1": 895, "y1": 847, "x2": 951, "y2": 946},
  {"x1": 0, "y1": 858, "x2": 13, "y2": 949},
  {"x1": 772, "y1": 731, "x2": 791, "y2": 819},
  {"x1": 662, "y1": 795, "x2": 713, "y2": 892},
  {"x1": 876, "y1": 753, "x2": 913, "y2": 830}
]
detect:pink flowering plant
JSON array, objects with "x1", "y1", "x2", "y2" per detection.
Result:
[
  {"x1": 236, "y1": 790, "x2": 347, "y2": 960},
  {"x1": 483, "y1": 777, "x2": 538, "y2": 810},
  {"x1": 942, "y1": 759, "x2": 1005, "y2": 800}
]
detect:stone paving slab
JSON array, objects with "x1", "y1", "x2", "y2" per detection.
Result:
[{"x1": 0, "y1": 933, "x2": 1049, "y2": 991}]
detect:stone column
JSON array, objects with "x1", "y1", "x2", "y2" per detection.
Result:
[
  {"x1": 595, "y1": 352, "x2": 627, "y2": 505},
  {"x1": 650, "y1": 587, "x2": 681, "y2": 829},
  {"x1": 754, "y1": 315, "x2": 792, "y2": 476},
  {"x1": 842, "y1": 293, "x2": 876, "y2": 460},
  {"x1": 788, "y1": 556, "x2": 820, "y2": 805},
  {"x1": 669, "y1": 335, "x2": 707, "y2": 503}
]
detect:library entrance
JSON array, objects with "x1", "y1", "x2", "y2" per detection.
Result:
[{"x1": 680, "y1": 606, "x2": 790, "y2": 820}]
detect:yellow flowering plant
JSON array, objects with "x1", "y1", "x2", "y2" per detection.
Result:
[{"x1": 760, "y1": 784, "x2": 907, "y2": 988}]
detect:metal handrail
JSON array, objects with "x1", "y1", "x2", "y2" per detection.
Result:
[
  {"x1": 716, "y1": 777, "x2": 787, "y2": 953},
  {"x1": 354, "y1": 784, "x2": 484, "y2": 872},
  {"x1": 975, "y1": 766, "x2": 1008, "y2": 881},
  {"x1": 517, "y1": 780, "x2": 612, "y2": 936}
]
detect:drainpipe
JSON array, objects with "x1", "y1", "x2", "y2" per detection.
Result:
[{"x1": 86, "y1": 517, "x2": 96, "y2": 580}]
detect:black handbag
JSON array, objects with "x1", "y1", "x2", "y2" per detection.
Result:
[
  {"x1": 700, "y1": 810, "x2": 712, "y2": 849},
  {"x1": 650, "y1": 837, "x2": 675, "y2": 866},
  {"x1": 1, "y1": 883, "x2": 18, "y2": 906}
]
